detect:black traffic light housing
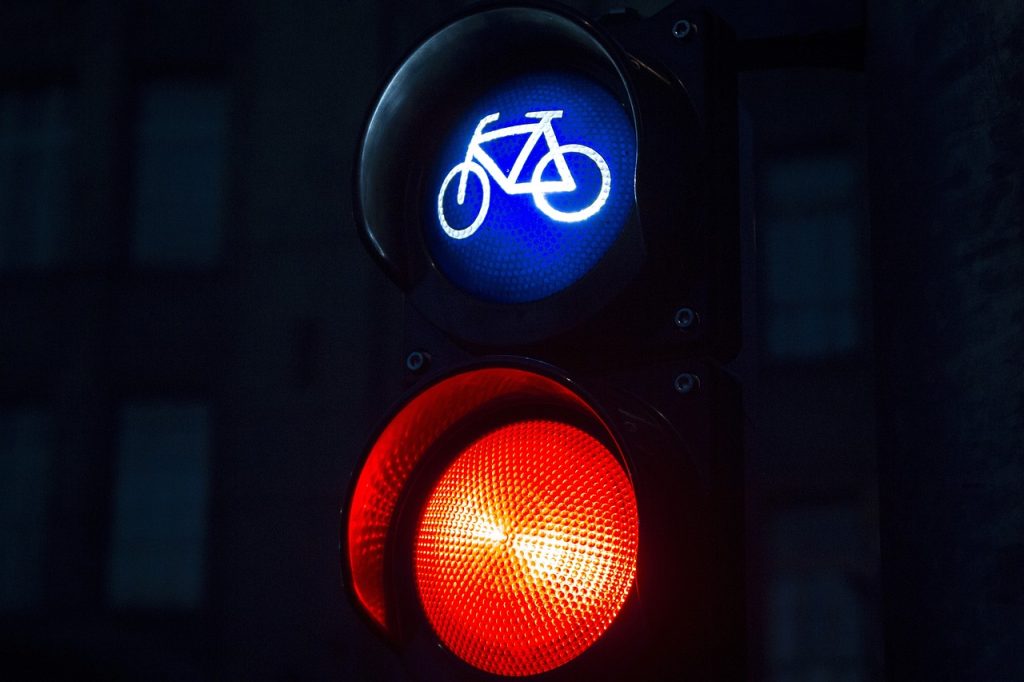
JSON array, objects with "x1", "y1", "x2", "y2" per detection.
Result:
[{"x1": 344, "y1": 2, "x2": 744, "y2": 680}]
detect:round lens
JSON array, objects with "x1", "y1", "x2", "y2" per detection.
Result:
[
  {"x1": 414, "y1": 419, "x2": 639, "y2": 676},
  {"x1": 426, "y1": 71, "x2": 636, "y2": 304}
]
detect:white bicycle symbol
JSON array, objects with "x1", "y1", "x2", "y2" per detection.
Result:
[{"x1": 437, "y1": 110, "x2": 612, "y2": 239}]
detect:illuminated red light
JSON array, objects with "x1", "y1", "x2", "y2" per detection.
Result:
[
  {"x1": 346, "y1": 368, "x2": 600, "y2": 630},
  {"x1": 414, "y1": 419, "x2": 639, "y2": 677}
]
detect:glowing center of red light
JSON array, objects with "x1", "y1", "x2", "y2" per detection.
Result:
[{"x1": 414, "y1": 419, "x2": 638, "y2": 677}]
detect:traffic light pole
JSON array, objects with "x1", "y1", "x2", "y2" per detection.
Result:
[{"x1": 867, "y1": 1, "x2": 1024, "y2": 679}]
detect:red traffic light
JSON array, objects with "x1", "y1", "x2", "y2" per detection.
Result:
[
  {"x1": 415, "y1": 419, "x2": 638, "y2": 676},
  {"x1": 344, "y1": 366, "x2": 622, "y2": 634},
  {"x1": 343, "y1": 360, "x2": 741, "y2": 680}
]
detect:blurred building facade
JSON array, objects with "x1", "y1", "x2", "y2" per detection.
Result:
[{"x1": 1, "y1": 1, "x2": 880, "y2": 680}]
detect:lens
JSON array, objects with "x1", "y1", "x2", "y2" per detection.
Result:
[
  {"x1": 345, "y1": 367, "x2": 608, "y2": 632},
  {"x1": 414, "y1": 419, "x2": 638, "y2": 677},
  {"x1": 425, "y1": 71, "x2": 636, "y2": 304}
]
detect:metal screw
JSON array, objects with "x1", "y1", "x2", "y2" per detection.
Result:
[
  {"x1": 672, "y1": 19, "x2": 693, "y2": 39},
  {"x1": 405, "y1": 350, "x2": 430, "y2": 373},
  {"x1": 674, "y1": 307, "x2": 698, "y2": 330},
  {"x1": 674, "y1": 372, "x2": 700, "y2": 395}
]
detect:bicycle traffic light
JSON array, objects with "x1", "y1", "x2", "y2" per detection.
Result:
[{"x1": 343, "y1": 2, "x2": 743, "y2": 679}]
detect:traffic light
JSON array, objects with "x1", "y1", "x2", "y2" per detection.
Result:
[{"x1": 342, "y1": 2, "x2": 743, "y2": 679}]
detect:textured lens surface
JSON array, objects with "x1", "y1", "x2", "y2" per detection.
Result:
[
  {"x1": 415, "y1": 419, "x2": 638, "y2": 677},
  {"x1": 427, "y1": 71, "x2": 636, "y2": 303},
  {"x1": 346, "y1": 369, "x2": 589, "y2": 630}
]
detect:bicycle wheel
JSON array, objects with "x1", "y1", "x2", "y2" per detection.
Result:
[
  {"x1": 437, "y1": 161, "x2": 490, "y2": 239},
  {"x1": 531, "y1": 144, "x2": 611, "y2": 223}
]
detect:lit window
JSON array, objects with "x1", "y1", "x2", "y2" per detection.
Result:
[
  {"x1": 762, "y1": 155, "x2": 862, "y2": 359},
  {"x1": 107, "y1": 402, "x2": 210, "y2": 609},
  {"x1": 132, "y1": 82, "x2": 227, "y2": 266},
  {"x1": 0, "y1": 409, "x2": 54, "y2": 611},
  {"x1": 0, "y1": 89, "x2": 72, "y2": 269}
]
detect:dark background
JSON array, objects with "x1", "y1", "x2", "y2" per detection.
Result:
[{"x1": 0, "y1": 0, "x2": 1019, "y2": 680}]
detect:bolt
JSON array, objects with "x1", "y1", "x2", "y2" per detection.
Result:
[
  {"x1": 405, "y1": 350, "x2": 430, "y2": 373},
  {"x1": 672, "y1": 19, "x2": 693, "y2": 39},
  {"x1": 674, "y1": 307, "x2": 698, "y2": 330},
  {"x1": 674, "y1": 372, "x2": 700, "y2": 395}
]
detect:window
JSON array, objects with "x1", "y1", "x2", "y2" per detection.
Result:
[
  {"x1": 132, "y1": 82, "x2": 227, "y2": 267},
  {"x1": 0, "y1": 88, "x2": 72, "y2": 269},
  {"x1": 107, "y1": 402, "x2": 211, "y2": 609},
  {"x1": 769, "y1": 571, "x2": 865, "y2": 682},
  {"x1": 767, "y1": 505, "x2": 867, "y2": 681},
  {"x1": 762, "y1": 155, "x2": 862, "y2": 360},
  {"x1": 0, "y1": 409, "x2": 54, "y2": 611}
]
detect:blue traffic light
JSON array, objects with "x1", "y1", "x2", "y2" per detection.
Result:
[{"x1": 425, "y1": 71, "x2": 636, "y2": 303}]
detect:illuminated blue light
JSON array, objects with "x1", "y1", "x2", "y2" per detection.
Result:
[{"x1": 426, "y1": 72, "x2": 636, "y2": 303}]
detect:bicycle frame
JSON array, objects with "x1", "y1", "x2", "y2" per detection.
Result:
[{"x1": 455, "y1": 110, "x2": 576, "y2": 204}]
